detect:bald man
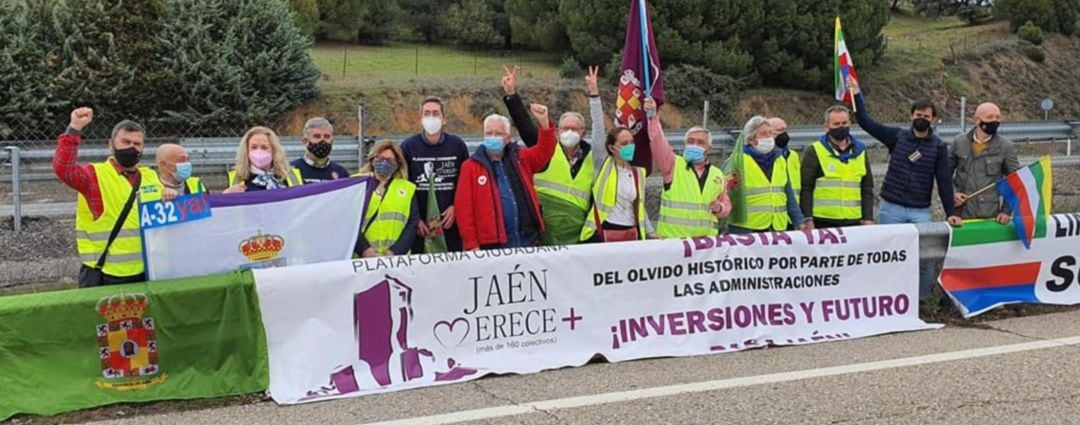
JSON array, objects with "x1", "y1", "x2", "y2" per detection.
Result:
[
  {"x1": 949, "y1": 102, "x2": 1018, "y2": 223},
  {"x1": 155, "y1": 143, "x2": 204, "y2": 201},
  {"x1": 768, "y1": 117, "x2": 801, "y2": 206}
]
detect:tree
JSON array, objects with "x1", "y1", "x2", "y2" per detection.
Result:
[
  {"x1": 156, "y1": 0, "x2": 321, "y2": 135},
  {"x1": 506, "y1": 0, "x2": 567, "y2": 51},
  {"x1": 399, "y1": 0, "x2": 442, "y2": 43},
  {"x1": 912, "y1": 0, "x2": 993, "y2": 25},
  {"x1": 0, "y1": 1, "x2": 65, "y2": 140},
  {"x1": 316, "y1": 0, "x2": 366, "y2": 42},
  {"x1": 358, "y1": 0, "x2": 401, "y2": 44},
  {"x1": 559, "y1": 0, "x2": 626, "y2": 67},
  {"x1": 995, "y1": 0, "x2": 1055, "y2": 32},
  {"x1": 50, "y1": 0, "x2": 140, "y2": 129},
  {"x1": 441, "y1": 0, "x2": 502, "y2": 46},
  {"x1": 287, "y1": 0, "x2": 320, "y2": 39}
]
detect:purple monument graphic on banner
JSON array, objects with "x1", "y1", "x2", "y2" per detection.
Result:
[{"x1": 303, "y1": 275, "x2": 476, "y2": 400}]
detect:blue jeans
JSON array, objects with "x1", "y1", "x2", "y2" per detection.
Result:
[{"x1": 878, "y1": 200, "x2": 935, "y2": 301}]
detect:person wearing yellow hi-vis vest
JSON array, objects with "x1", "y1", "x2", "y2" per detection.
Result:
[
  {"x1": 799, "y1": 105, "x2": 875, "y2": 229},
  {"x1": 353, "y1": 141, "x2": 420, "y2": 257},
  {"x1": 769, "y1": 117, "x2": 801, "y2": 204},
  {"x1": 728, "y1": 116, "x2": 806, "y2": 234},
  {"x1": 154, "y1": 143, "x2": 205, "y2": 200},
  {"x1": 52, "y1": 108, "x2": 162, "y2": 287},
  {"x1": 644, "y1": 98, "x2": 732, "y2": 238},
  {"x1": 579, "y1": 126, "x2": 654, "y2": 242},
  {"x1": 223, "y1": 127, "x2": 304, "y2": 193},
  {"x1": 500, "y1": 65, "x2": 599, "y2": 245}
]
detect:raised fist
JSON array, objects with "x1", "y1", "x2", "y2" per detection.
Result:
[
  {"x1": 530, "y1": 103, "x2": 550, "y2": 129},
  {"x1": 70, "y1": 107, "x2": 94, "y2": 131}
]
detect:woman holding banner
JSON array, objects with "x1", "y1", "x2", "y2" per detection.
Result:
[
  {"x1": 579, "y1": 126, "x2": 654, "y2": 243},
  {"x1": 223, "y1": 127, "x2": 304, "y2": 193},
  {"x1": 353, "y1": 141, "x2": 419, "y2": 257}
]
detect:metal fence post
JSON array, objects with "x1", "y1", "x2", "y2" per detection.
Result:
[
  {"x1": 357, "y1": 104, "x2": 366, "y2": 168},
  {"x1": 959, "y1": 96, "x2": 967, "y2": 135},
  {"x1": 5, "y1": 146, "x2": 21, "y2": 233},
  {"x1": 702, "y1": 100, "x2": 710, "y2": 128}
]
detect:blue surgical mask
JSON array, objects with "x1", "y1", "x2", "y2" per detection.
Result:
[
  {"x1": 483, "y1": 137, "x2": 505, "y2": 153},
  {"x1": 618, "y1": 144, "x2": 636, "y2": 162},
  {"x1": 174, "y1": 162, "x2": 193, "y2": 181},
  {"x1": 683, "y1": 145, "x2": 706, "y2": 164}
]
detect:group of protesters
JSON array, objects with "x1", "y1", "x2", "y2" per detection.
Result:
[{"x1": 54, "y1": 67, "x2": 1019, "y2": 298}]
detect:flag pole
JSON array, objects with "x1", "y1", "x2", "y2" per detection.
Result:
[
  {"x1": 638, "y1": 0, "x2": 652, "y2": 98},
  {"x1": 960, "y1": 157, "x2": 1049, "y2": 205}
]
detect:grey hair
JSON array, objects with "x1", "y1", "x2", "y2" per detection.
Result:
[
  {"x1": 483, "y1": 114, "x2": 512, "y2": 134},
  {"x1": 303, "y1": 117, "x2": 333, "y2": 135},
  {"x1": 558, "y1": 112, "x2": 586, "y2": 129},
  {"x1": 741, "y1": 116, "x2": 771, "y2": 142},
  {"x1": 111, "y1": 120, "x2": 144, "y2": 139},
  {"x1": 824, "y1": 105, "x2": 851, "y2": 123},
  {"x1": 684, "y1": 126, "x2": 711, "y2": 144}
]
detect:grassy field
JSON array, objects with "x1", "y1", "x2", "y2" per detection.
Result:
[{"x1": 310, "y1": 42, "x2": 561, "y2": 94}]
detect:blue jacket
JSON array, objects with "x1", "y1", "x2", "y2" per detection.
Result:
[{"x1": 853, "y1": 93, "x2": 957, "y2": 217}]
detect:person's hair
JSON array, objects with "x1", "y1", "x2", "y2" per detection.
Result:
[
  {"x1": 824, "y1": 105, "x2": 851, "y2": 123},
  {"x1": 234, "y1": 126, "x2": 291, "y2": 183},
  {"x1": 558, "y1": 112, "x2": 586, "y2": 129},
  {"x1": 910, "y1": 98, "x2": 937, "y2": 118},
  {"x1": 483, "y1": 114, "x2": 512, "y2": 135},
  {"x1": 741, "y1": 116, "x2": 771, "y2": 142},
  {"x1": 605, "y1": 126, "x2": 631, "y2": 150},
  {"x1": 420, "y1": 96, "x2": 445, "y2": 116},
  {"x1": 360, "y1": 140, "x2": 409, "y2": 180},
  {"x1": 303, "y1": 117, "x2": 333, "y2": 136},
  {"x1": 111, "y1": 120, "x2": 144, "y2": 140},
  {"x1": 684, "y1": 126, "x2": 711, "y2": 144}
]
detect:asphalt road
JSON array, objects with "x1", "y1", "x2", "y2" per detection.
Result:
[{"x1": 83, "y1": 309, "x2": 1080, "y2": 425}]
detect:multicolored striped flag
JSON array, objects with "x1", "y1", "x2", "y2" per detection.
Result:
[
  {"x1": 995, "y1": 156, "x2": 1053, "y2": 249},
  {"x1": 834, "y1": 17, "x2": 859, "y2": 107}
]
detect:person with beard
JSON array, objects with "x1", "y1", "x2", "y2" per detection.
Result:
[
  {"x1": 799, "y1": 105, "x2": 874, "y2": 229},
  {"x1": 949, "y1": 102, "x2": 1018, "y2": 224},
  {"x1": 53, "y1": 108, "x2": 162, "y2": 287},
  {"x1": 848, "y1": 76, "x2": 961, "y2": 301},
  {"x1": 291, "y1": 117, "x2": 350, "y2": 183}
]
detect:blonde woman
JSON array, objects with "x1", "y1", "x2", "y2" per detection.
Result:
[
  {"x1": 224, "y1": 127, "x2": 304, "y2": 193},
  {"x1": 353, "y1": 140, "x2": 419, "y2": 257}
]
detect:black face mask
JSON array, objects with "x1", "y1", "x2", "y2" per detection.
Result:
[
  {"x1": 912, "y1": 118, "x2": 932, "y2": 133},
  {"x1": 774, "y1": 132, "x2": 790, "y2": 149},
  {"x1": 113, "y1": 147, "x2": 142, "y2": 168},
  {"x1": 978, "y1": 121, "x2": 1000, "y2": 136},
  {"x1": 828, "y1": 126, "x2": 851, "y2": 142},
  {"x1": 307, "y1": 141, "x2": 332, "y2": 159}
]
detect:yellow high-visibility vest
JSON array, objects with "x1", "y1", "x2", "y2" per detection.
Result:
[
  {"x1": 534, "y1": 146, "x2": 594, "y2": 245},
  {"x1": 74, "y1": 163, "x2": 161, "y2": 277},
  {"x1": 227, "y1": 168, "x2": 303, "y2": 188},
  {"x1": 730, "y1": 152, "x2": 790, "y2": 231},
  {"x1": 580, "y1": 157, "x2": 647, "y2": 241},
  {"x1": 364, "y1": 178, "x2": 416, "y2": 254},
  {"x1": 811, "y1": 142, "x2": 866, "y2": 220},
  {"x1": 657, "y1": 156, "x2": 725, "y2": 238}
]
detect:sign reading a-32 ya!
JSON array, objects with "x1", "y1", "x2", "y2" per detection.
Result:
[{"x1": 254, "y1": 224, "x2": 936, "y2": 405}]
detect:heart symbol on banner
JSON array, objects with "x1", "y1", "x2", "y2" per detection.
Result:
[{"x1": 433, "y1": 317, "x2": 470, "y2": 349}]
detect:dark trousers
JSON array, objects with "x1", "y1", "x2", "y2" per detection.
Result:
[
  {"x1": 78, "y1": 264, "x2": 145, "y2": 288},
  {"x1": 411, "y1": 225, "x2": 463, "y2": 253}
]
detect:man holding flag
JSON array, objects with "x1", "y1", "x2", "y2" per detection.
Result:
[
  {"x1": 615, "y1": 0, "x2": 664, "y2": 172},
  {"x1": 950, "y1": 102, "x2": 1019, "y2": 224}
]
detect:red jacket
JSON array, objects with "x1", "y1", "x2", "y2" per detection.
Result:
[{"x1": 456, "y1": 127, "x2": 557, "y2": 250}]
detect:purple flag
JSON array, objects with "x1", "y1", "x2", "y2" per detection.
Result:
[{"x1": 615, "y1": 0, "x2": 664, "y2": 171}]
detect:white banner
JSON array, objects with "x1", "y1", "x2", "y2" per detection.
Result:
[
  {"x1": 144, "y1": 178, "x2": 370, "y2": 281},
  {"x1": 255, "y1": 224, "x2": 935, "y2": 404}
]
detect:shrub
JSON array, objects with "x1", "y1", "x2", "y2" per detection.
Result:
[
  {"x1": 1025, "y1": 45, "x2": 1047, "y2": 62},
  {"x1": 558, "y1": 56, "x2": 583, "y2": 79},
  {"x1": 663, "y1": 65, "x2": 743, "y2": 124},
  {"x1": 1018, "y1": 21, "x2": 1045, "y2": 45}
]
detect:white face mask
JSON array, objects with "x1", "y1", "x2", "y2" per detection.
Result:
[
  {"x1": 421, "y1": 117, "x2": 443, "y2": 135},
  {"x1": 753, "y1": 137, "x2": 775, "y2": 154},
  {"x1": 559, "y1": 130, "x2": 581, "y2": 148}
]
